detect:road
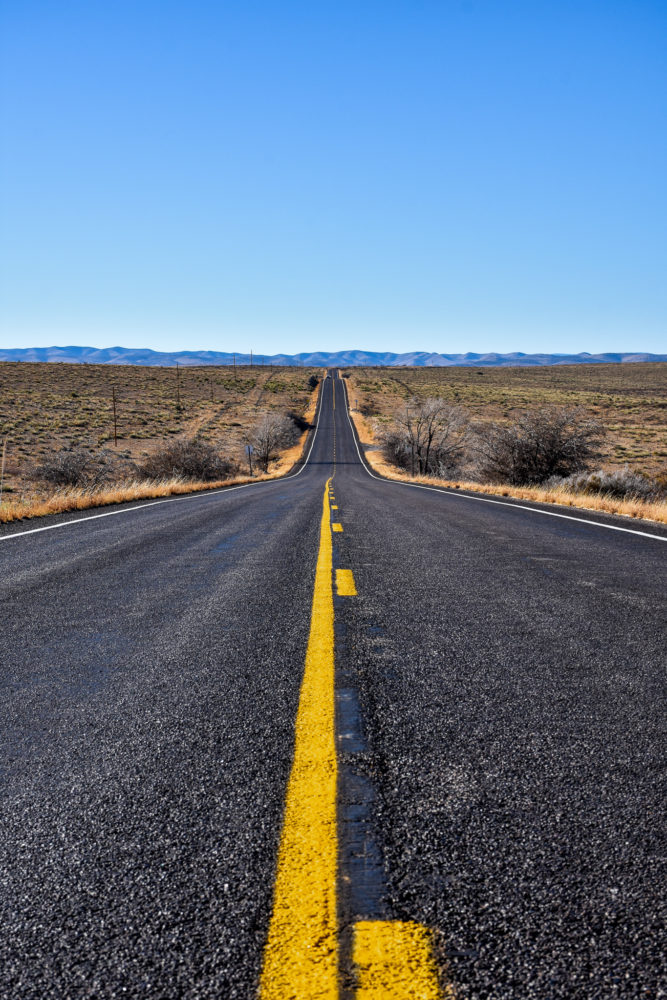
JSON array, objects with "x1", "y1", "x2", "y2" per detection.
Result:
[{"x1": 1, "y1": 371, "x2": 665, "y2": 998}]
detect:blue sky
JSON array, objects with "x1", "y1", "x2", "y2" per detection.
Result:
[{"x1": 1, "y1": 0, "x2": 665, "y2": 355}]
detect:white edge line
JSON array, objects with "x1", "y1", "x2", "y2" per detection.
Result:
[
  {"x1": 0, "y1": 373, "x2": 328, "y2": 544},
  {"x1": 340, "y1": 377, "x2": 667, "y2": 544}
]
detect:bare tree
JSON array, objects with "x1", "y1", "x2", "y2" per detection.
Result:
[
  {"x1": 249, "y1": 413, "x2": 298, "y2": 472},
  {"x1": 382, "y1": 398, "x2": 469, "y2": 476},
  {"x1": 474, "y1": 407, "x2": 604, "y2": 485}
]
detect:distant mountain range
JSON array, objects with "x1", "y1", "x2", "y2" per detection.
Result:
[{"x1": 1, "y1": 346, "x2": 666, "y2": 367}]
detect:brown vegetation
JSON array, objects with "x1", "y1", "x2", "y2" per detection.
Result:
[
  {"x1": 347, "y1": 398, "x2": 667, "y2": 525},
  {"x1": 472, "y1": 407, "x2": 604, "y2": 485},
  {"x1": 346, "y1": 362, "x2": 667, "y2": 475},
  {"x1": 0, "y1": 362, "x2": 321, "y2": 522},
  {"x1": 138, "y1": 436, "x2": 235, "y2": 481}
]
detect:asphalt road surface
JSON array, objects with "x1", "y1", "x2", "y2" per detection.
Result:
[{"x1": 1, "y1": 372, "x2": 665, "y2": 999}]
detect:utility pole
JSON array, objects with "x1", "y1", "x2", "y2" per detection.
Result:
[
  {"x1": 0, "y1": 437, "x2": 6, "y2": 503},
  {"x1": 176, "y1": 361, "x2": 181, "y2": 410},
  {"x1": 112, "y1": 386, "x2": 118, "y2": 446},
  {"x1": 250, "y1": 349, "x2": 253, "y2": 367},
  {"x1": 233, "y1": 353, "x2": 236, "y2": 369}
]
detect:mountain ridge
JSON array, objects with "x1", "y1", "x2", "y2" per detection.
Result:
[{"x1": 1, "y1": 346, "x2": 666, "y2": 367}]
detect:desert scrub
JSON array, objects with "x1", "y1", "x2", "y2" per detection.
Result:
[
  {"x1": 551, "y1": 466, "x2": 665, "y2": 501},
  {"x1": 347, "y1": 403, "x2": 667, "y2": 525},
  {"x1": 31, "y1": 446, "x2": 136, "y2": 487},
  {"x1": 345, "y1": 362, "x2": 667, "y2": 476},
  {"x1": 139, "y1": 436, "x2": 235, "y2": 481},
  {"x1": 0, "y1": 361, "x2": 322, "y2": 495},
  {"x1": 473, "y1": 408, "x2": 604, "y2": 485}
]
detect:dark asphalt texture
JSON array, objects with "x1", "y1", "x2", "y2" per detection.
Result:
[{"x1": 1, "y1": 372, "x2": 666, "y2": 998}]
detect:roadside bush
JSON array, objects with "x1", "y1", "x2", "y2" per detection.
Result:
[
  {"x1": 288, "y1": 410, "x2": 311, "y2": 433},
  {"x1": 139, "y1": 437, "x2": 233, "y2": 481},
  {"x1": 32, "y1": 448, "x2": 93, "y2": 486},
  {"x1": 474, "y1": 408, "x2": 603, "y2": 485},
  {"x1": 551, "y1": 466, "x2": 663, "y2": 501},
  {"x1": 31, "y1": 447, "x2": 131, "y2": 487},
  {"x1": 380, "y1": 428, "x2": 412, "y2": 470}
]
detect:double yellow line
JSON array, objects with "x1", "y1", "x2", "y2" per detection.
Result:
[
  {"x1": 260, "y1": 479, "x2": 338, "y2": 997},
  {"x1": 260, "y1": 480, "x2": 446, "y2": 999}
]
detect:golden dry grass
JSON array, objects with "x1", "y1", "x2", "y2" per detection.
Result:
[
  {"x1": 346, "y1": 362, "x2": 667, "y2": 476},
  {"x1": 347, "y1": 405, "x2": 667, "y2": 526},
  {"x1": 0, "y1": 471, "x2": 289, "y2": 524}
]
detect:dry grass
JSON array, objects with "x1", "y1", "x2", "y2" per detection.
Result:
[
  {"x1": 0, "y1": 366, "x2": 321, "y2": 523},
  {"x1": 347, "y1": 404, "x2": 667, "y2": 526},
  {"x1": 0, "y1": 476, "x2": 256, "y2": 523},
  {"x1": 0, "y1": 415, "x2": 317, "y2": 525},
  {"x1": 346, "y1": 362, "x2": 667, "y2": 476},
  {"x1": 0, "y1": 361, "x2": 321, "y2": 495}
]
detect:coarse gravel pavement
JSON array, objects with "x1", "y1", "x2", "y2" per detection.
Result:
[{"x1": 1, "y1": 371, "x2": 665, "y2": 998}]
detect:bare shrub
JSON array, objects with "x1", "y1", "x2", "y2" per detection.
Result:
[
  {"x1": 139, "y1": 437, "x2": 233, "y2": 481},
  {"x1": 552, "y1": 466, "x2": 663, "y2": 501},
  {"x1": 248, "y1": 413, "x2": 299, "y2": 472},
  {"x1": 380, "y1": 398, "x2": 469, "y2": 476},
  {"x1": 31, "y1": 448, "x2": 93, "y2": 486},
  {"x1": 474, "y1": 407, "x2": 603, "y2": 485},
  {"x1": 31, "y1": 447, "x2": 132, "y2": 487}
]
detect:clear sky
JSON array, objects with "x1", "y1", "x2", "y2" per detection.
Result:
[{"x1": 1, "y1": 0, "x2": 665, "y2": 356}]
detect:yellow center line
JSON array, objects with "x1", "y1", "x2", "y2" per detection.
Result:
[
  {"x1": 261, "y1": 381, "x2": 447, "y2": 998},
  {"x1": 335, "y1": 568, "x2": 357, "y2": 596},
  {"x1": 260, "y1": 479, "x2": 338, "y2": 999},
  {"x1": 353, "y1": 921, "x2": 450, "y2": 999}
]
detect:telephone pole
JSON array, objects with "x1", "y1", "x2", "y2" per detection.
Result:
[
  {"x1": 112, "y1": 386, "x2": 118, "y2": 446},
  {"x1": 0, "y1": 437, "x2": 6, "y2": 503}
]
